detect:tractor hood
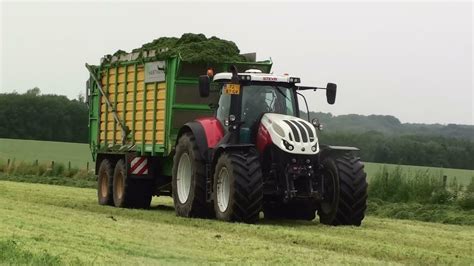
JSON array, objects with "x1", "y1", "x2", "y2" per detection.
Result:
[{"x1": 260, "y1": 113, "x2": 319, "y2": 155}]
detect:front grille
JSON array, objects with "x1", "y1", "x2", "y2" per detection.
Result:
[
  {"x1": 298, "y1": 120, "x2": 314, "y2": 141},
  {"x1": 284, "y1": 120, "x2": 300, "y2": 142},
  {"x1": 290, "y1": 120, "x2": 308, "y2": 142},
  {"x1": 283, "y1": 119, "x2": 314, "y2": 143}
]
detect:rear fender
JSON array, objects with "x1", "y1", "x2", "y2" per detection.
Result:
[
  {"x1": 176, "y1": 118, "x2": 225, "y2": 162},
  {"x1": 176, "y1": 122, "x2": 209, "y2": 161},
  {"x1": 195, "y1": 117, "x2": 225, "y2": 149}
]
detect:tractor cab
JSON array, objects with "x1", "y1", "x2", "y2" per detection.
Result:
[
  {"x1": 198, "y1": 67, "x2": 337, "y2": 154},
  {"x1": 212, "y1": 70, "x2": 299, "y2": 143}
]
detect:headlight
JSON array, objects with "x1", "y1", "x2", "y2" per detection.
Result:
[{"x1": 283, "y1": 140, "x2": 294, "y2": 151}]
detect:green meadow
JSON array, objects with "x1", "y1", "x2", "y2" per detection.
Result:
[
  {"x1": 0, "y1": 181, "x2": 473, "y2": 264},
  {"x1": 1, "y1": 138, "x2": 472, "y2": 184}
]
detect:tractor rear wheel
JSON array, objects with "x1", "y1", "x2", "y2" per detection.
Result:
[
  {"x1": 213, "y1": 151, "x2": 263, "y2": 223},
  {"x1": 172, "y1": 133, "x2": 211, "y2": 218},
  {"x1": 318, "y1": 154, "x2": 368, "y2": 226},
  {"x1": 113, "y1": 159, "x2": 152, "y2": 209},
  {"x1": 97, "y1": 159, "x2": 114, "y2": 206}
]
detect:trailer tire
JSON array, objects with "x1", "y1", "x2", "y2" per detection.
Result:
[
  {"x1": 318, "y1": 154, "x2": 368, "y2": 226},
  {"x1": 213, "y1": 152, "x2": 263, "y2": 223},
  {"x1": 172, "y1": 133, "x2": 211, "y2": 218},
  {"x1": 98, "y1": 159, "x2": 114, "y2": 206},
  {"x1": 113, "y1": 159, "x2": 152, "y2": 209}
]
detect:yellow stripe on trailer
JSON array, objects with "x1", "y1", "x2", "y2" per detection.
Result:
[{"x1": 99, "y1": 64, "x2": 166, "y2": 145}]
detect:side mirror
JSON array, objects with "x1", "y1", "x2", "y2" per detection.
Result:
[
  {"x1": 198, "y1": 75, "x2": 210, "y2": 97},
  {"x1": 326, "y1": 83, "x2": 337, "y2": 104}
]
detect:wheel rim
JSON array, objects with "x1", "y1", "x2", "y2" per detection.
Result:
[
  {"x1": 216, "y1": 167, "x2": 230, "y2": 213},
  {"x1": 100, "y1": 172, "x2": 108, "y2": 198},
  {"x1": 321, "y1": 169, "x2": 337, "y2": 214},
  {"x1": 177, "y1": 153, "x2": 192, "y2": 204},
  {"x1": 115, "y1": 170, "x2": 124, "y2": 200}
]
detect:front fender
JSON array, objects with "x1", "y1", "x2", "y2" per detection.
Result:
[
  {"x1": 211, "y1": 144, "x2": 256, "y2": 168},
  {"x1": 319, "y1": 145, "x2": 360, "y2": 159}
]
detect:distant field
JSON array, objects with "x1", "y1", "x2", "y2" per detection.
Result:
[
  {"x1": 365, "y1": 162, "x2": 473, "y2": 185},
  {"x1": 0, "y1": 138, "x2": 92, "y2": 168},
  {"x1": 1, "y1": 138, "x2": 473, "y2": 184},
  {"x1": 0, "y1": 181, "x2": 472, "y2": 264}
]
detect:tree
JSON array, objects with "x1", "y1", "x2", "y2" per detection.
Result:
[
  {"x1": 26, "y1": 87, "x2": 41, "y2": 96},
  {"x1": 77, "y1": 92, "x2": 85, "y2": 103}
]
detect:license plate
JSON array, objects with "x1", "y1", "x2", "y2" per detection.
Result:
[{"x1": 224, "y1": 84, "x2": 240, "y2": 95}]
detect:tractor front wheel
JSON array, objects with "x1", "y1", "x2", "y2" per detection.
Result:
[
  {"x1": 213, "y1": 151, "x2": 263, "y2": 223},
  {"x1": 318, "y1": 154, "x2": 368, "y2": 226}
]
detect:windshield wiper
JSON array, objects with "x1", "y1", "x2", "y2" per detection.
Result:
[{"x1": 274, "y1": 86, "x2": 290, "y2": 101}]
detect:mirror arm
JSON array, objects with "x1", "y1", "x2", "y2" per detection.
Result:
[
  {"x1": 296, "y1": 92, "x2": 311, "y2": 122},
  {"x1": 297, "y1": 86, "x2": 326, "y2": 91}
]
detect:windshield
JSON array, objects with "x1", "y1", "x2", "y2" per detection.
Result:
[{"x1": 241, "y1": 84, "x2": 296, "y2": 127}]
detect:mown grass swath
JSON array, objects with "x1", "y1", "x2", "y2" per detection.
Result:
[{"x1": 0, "y1": 181, "x2": 473, "y2": 264}]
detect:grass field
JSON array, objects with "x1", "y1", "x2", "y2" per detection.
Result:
[
  {"x1": 1, "y1": 138, "x2": 473, "y2": 184},
  {"x1": 365, "y1": 162, "x2": 473, "y2": 185},
  {"x1": 0, "y1": 138, "x2": 92, "y2": 168},
  {"x1": 0, "y1": 180, "x2": 473, "y2": 264}
]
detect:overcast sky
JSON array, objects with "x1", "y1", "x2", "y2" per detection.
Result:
[{"x1": 1, "y1": 1, "x2": 472, "y2": 125}]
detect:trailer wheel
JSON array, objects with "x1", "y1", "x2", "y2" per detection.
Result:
[
  {"x1": 213, "y1": 152, "x2": 263, "y2": 223},
  {"x1": 318, "y1": 154, "x2": 368, "y2": 226},
  {"x1": 172, "y1": 133, "x2": 211, "y2": 217},
  {"x1": 97, "y1": 159, "x2": 114, "y2": 206},
  {"x1": 113, "y1": 159, "x2": 152, "y2": 209}
]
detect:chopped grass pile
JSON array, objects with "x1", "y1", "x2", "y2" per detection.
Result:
[{"x1": 106, "y1": 33, "x2": 247, "y2": 63}]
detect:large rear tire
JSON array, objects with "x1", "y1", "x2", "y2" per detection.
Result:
[
  {"x1": 172, "y1": 133, "x2": 211, "y2": 218},
  {"x1": 98, "y1": 159, "x2": 114, "y2": 206},
  {"x1": 113, "y1": 159, "x2": 152, "y2": 209},
  {"x1": 213, "y1": 151, "x2": 263, "y2": 223},
  {"x1": 318, "y1": 154, "x2": 368, "y2": 226}
]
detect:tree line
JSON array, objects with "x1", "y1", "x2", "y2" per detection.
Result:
[
  {"x1": 0, "y1": 89, "x2": 88, "y2": 143},
  {"x1": 303, "y1": 111, "x2": 474, "y2": 141},
  {"x1": 319, "y1": 131, "x2": 474, "y2": 170},
  {"x1": 0, "y1": 90, "x2": 473, "y2": 169}
]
